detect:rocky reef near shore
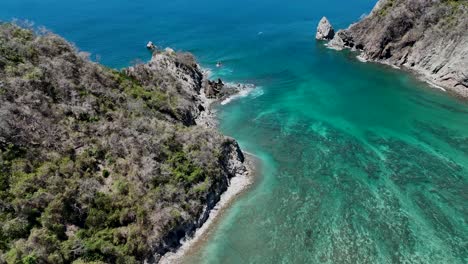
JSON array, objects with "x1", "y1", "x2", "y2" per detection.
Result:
[
  {"x1": 321, "y1": 0, "x2": 468, "y2": 97},
  {"x1": 0, "y1": 23, "x2": 248, "y2": 263}
]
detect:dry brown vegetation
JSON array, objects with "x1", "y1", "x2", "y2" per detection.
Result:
[{"x1": 0, "y1": 23, "x2": 243, "y2": 263}]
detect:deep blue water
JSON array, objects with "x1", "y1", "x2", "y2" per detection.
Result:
[
  {"x1": 2, "y1": 1, "x2": 468, "y2": 263},
  {"x1": 2, "y1": 0, "x2": 373, "y2": 69}
]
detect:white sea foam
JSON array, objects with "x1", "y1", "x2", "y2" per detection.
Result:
[
  {"x1": 356, "y1": 55, "x2": 368, "y2": 62},
  {"x1": 216, "y1": 67, "x2": 234, "y2": 77},
  {"x1": 220, "y1": 84, "x2": 262, "y2": 105},
  {"x1": 428, "y1": 82, "x2": 446, "y2": 92},
  {"x1": 203, "y1": 65, "x2": 235, "y2": 79},
  {"x1": 250, "y1": 87, "x2": 264, "y2": 99},
  {"x1": 220, "y1": 88, "x2": 252, "y2": 105},
  {"x1": 201, "y1": 67, "x2": 213, "y2": 78}
]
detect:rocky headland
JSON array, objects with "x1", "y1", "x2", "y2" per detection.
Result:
[
  {"x1": 0, "y1": 23, "x2": 251, "y2": 263},
  {"x1": 318, "y1": 0, "x2": 468, "y2": 97}
]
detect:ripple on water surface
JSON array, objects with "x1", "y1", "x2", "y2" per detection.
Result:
[{"x1": 185, "y1": 58, "x2": 468, "y2": 264}]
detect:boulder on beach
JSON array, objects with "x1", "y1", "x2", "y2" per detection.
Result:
[{"x1": 316, "y1": 17, "x2": 335, "y2": 40}]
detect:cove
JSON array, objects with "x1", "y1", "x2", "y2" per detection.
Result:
[
  {"x1": 2, "y1": 0, "x2": 467, "y2": 263},
  {"x1": 186, "y1": 53, "x2": 468, "y2": 262}
]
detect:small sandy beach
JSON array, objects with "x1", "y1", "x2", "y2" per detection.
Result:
[{"x1": 159, "y1": 154, "x2": 258, "y2": 264}]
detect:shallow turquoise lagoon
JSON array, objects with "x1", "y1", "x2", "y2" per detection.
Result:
[{"x1": 2, "y1": 0, "x2": 467, "y2": 263}]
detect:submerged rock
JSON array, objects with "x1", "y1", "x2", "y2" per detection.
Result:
[{"x1": 316, "y1": 17, "x2": 335, "y2": 40}]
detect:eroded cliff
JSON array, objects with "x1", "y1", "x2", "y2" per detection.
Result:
[{"x1": 327, "y1": 0, "x2": 468, "y2": 97}]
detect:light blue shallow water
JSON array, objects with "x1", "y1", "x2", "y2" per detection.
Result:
[{"x1": 2, "y1": 1, "x2": 468, "y2": 263}]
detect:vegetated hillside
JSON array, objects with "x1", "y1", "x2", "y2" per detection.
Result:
[
  {"x1": 329, "y1": 0, "x2": 468, "y2": 97},
  {"x1": 0, "y1": 23, "x2": 246, "y2": 263}
]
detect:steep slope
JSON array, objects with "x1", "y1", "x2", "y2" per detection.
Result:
[
  {"x1": 0, "y1": 23, "x2": 247, "y2": 263},
  {"x1": 327, "y1": 0, "x2": 468, "y2": 97}
]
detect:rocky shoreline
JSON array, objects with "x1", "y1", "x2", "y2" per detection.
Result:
[
  {"x1": 157, "y1": 60, "x2": 258, "y2": 264},
  {"x1": 0, "y1": 23, "x2": 255, "y2": 264},
  {"x1": 317, "y1": 0, "x2": 468, "y2": 98},
  {"x1": 158, "y1": 154, "x2": 255, "y2": 264},
  {"x1": 141, "y1": 48, "x2": 256, "y2": 263}
]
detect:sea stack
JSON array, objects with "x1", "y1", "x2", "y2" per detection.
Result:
[{"x1": 315, "y1": 17, "x2": 335, "y2": 40}]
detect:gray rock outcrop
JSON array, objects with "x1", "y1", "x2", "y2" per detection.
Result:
[
  {"x1": 316, "y1": 17, "x2": 335, "y2": 40},
  {"x1": 325, "y1": 0, "x2": 468, "y2": 97},
  {"x1": 205, "y1": 78, "x2": 224, "y2": 98},
  {"x1": 126, "y1": 49, "x2": 205, "y2": 125},
  {"x1": 327, "y1": 30, "x2": 354, "y2": 50}
]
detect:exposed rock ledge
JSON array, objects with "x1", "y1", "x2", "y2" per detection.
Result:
[
  {"x1": 316, "y1": 17, "x2": 335, "y2": 40},
  {"x1": 321, "y1": 0, "x2": 468, "y2": 98}
]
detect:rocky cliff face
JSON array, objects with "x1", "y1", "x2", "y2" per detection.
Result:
[
  {"x1": 124, "y1": 50, "x2": 205, "y2": 126},
  {"x1": 326, "y1": 0, "x2": 468, "y2": 97},
  {"x1": 316, "y1": 17, "x2": 335, "y2": 40},
  {"x1": 0, "y1": 23, "x2": 247, "y2": 263}
]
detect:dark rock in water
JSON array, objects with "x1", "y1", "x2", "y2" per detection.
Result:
[
  {"x1": 205, "y1": 78, "x2": 224, "y2": 98},
  {"x1": 316, "y1": 17, "x2": 335, "y2": 40},
  {"x1": 146, "y1": 41, "x2": 156, "y2": 50},
  {"x1": 325, "y1": 0, "x2": 468, "y2": 97}
]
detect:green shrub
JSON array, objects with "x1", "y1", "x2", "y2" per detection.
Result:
[
  {"x1": 1, "y1": 218, "x2": 30, "y2": 240},
  {"x1": 113, "y1": 180, "x2": 128, "y2": 195},
  {"x1": 168, "y1": 151, "x2": 205, "y2": 184},
  {"x1": 21, "y1": 254, "x2": 37, "y2": 264},
  {"x1": 378, "y1": 0, "x2": 396, "y2": 17},
  {"x1": 11, "y1": 27, "x2": 33, "y2": 43},
  {"x1": 102, "y1": 170, "x2": 110, "y2": 178},
  {"x1": 193, "y1": 178, "x2": 211, "y2": 193}
]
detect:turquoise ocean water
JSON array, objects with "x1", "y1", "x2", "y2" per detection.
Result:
[{"x1": 2, "y1": 1, "x2": 467, "y2": 263}]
